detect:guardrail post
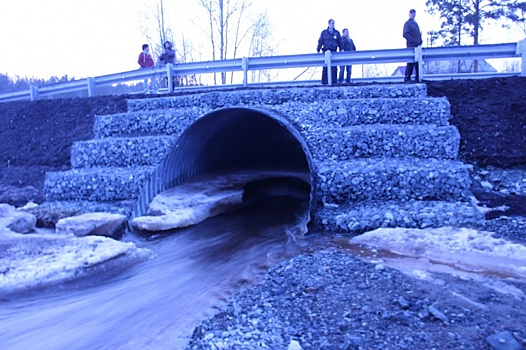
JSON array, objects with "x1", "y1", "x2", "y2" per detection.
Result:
[
  {"x1": 517, "y1": 39, "x2": 526, "y2": 76},
  {"x1": 242, "y1": 57, "x2": 248, "y2": 87},
  {"x1": 415, "y1": 46, "x2": 423, "y2": 82},
  {"x1": 325, "y1": 50, "x2": 332, "y2": 85},
  {"x1": 29, "y1": 85, "x2": 38, "y2": 101},
  {"x1": 87, "y1": 77, "x2": 95, "y2": 97},
  {"x1": 166, "y1": 63, "x2": 174, "y2": 92}
]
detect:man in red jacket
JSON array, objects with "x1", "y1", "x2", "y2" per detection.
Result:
[{"x1": 138, "y1": 44, "x2": 155, "y2": 92}]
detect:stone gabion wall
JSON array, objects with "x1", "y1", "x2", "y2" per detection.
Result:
[
  {"x1": 71, "y1": 136, "x2": 176, "y2": 168},
  {"x1": 45, "y1": 166, "x2": 155, "y2": 202},
  {"x1": 93, "y1": 107, "x2": 208, "y2": 139},
  {"x1": 315, "y1": 158, "x2": 472, "y2": 204},
  {"x1": 303, "y1": 124, "x2": 460, "y2": 161},
  {"x1": 46, "y1": 83, "x2": 481, "y2": 232},
  {"x1": 272, "y1": 97, "x2": 452, "y2": 128},
  {"x1": 315, "y1": 200, "x2": 482, "y2": 233},
  {"x1": 127, "y1": 85, "x2": 428, "y2": 112}
]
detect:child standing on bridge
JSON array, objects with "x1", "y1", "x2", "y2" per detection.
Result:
[
  {"x1": 138, "y1": 44, "x2": 155, "y2": 93},
  {"x1": 338, "y1": 28, "x2": 357, "y2": 85},
  {"x1": 159, "y1": 41, "x2": 178, "y2": 90}
]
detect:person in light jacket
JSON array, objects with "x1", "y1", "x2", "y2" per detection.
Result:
[{"x1": 403, "y1": 9, "x2": 423, "y2": 83}]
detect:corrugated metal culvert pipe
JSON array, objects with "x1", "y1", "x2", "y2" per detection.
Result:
[{"x1": 132, "y1": 107, "x2": 317, "y2": 224}]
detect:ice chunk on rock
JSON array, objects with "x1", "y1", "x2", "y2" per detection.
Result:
[
  {"x1": 55, "y1": 212, "x2": 127, "y2": 239},
  {"x1": 0, "y1": 203, "x2": 36, "y2": 234},
  {"x1": 0, "y1": 233, "x2": 154, "y2": 295}
]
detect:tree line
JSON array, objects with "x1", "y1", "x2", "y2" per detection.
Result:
[
  {"x1": 426, "y1": 0, "x2": 525, "y2": 46},
  {"x1": 0, "y1": 73, "x2": 144, "y2": 97}
]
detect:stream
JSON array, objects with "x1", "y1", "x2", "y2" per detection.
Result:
[{"x1": 0, "y1": 194, "x2": 313, "y2": 350}]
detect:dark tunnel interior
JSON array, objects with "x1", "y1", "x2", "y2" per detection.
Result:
[
  {"x1": 195, "y1": 109, "x2": 311, "y2": 173},
  {"x1": 133, "y1": 107, "x2": 316, "y2": 220}
]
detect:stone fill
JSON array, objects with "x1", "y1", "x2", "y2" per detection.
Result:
[
  {"x1": 71, "y1": 136, "x2": 176, "y2": 168},
  {"x1": 317, "y1": 157, "x2": 472, "y2": 204},
  {"x1": 45, "y1": 166, "x2": 155, "y2": 201},
  {"x1": 306, "y1": 124, "x2": 460, "y2": 160},
  {"x1": 43, "y1": 83, "x2": 482, "y2": 233}
]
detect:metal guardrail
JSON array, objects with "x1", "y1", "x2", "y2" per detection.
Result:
[{"x1": 1, "y1": 40, "x2": 524, "y2": 103}]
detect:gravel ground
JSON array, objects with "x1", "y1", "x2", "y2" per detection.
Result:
[
  {"x1": 186, "y1": 248, "x2": 526, "y2": 350},
  {"x1": 183, "y1": 166, "x2": 526, "y2": 349}
]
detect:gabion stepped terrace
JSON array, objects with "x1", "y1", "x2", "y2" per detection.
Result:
[{"x1": 44, "y1": 83, "x2": 483, "y2": 233}]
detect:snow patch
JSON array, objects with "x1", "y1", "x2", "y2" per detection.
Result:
[
  {"x1": 0, "y1": 232, "x2": 153, "y2": 295},
  {"x1": 349, "y1": 227, "x2": 526, "y2": 295}
]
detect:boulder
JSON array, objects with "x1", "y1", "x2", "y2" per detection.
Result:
[
  {"x1": 55, "y1": 212, "x2": 126, "y2": 239},
  {"x1": 486, "y1": 331, "x2": 523, "y2": 350},
  {"x1": 0, "y1": 203, "x2": 37, "y2": 234}
]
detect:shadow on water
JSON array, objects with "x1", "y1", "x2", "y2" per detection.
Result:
[{"x1": 0, "y1": 176, "x2": 316, "y2": 350}]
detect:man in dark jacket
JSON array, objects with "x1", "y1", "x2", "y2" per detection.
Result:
[
  {"x1": 317, "y1": 19, "x2": 343, "y2": 85},
  {"x1": 159, "y1": 41, "x2": 177, "y2": 90},
  {"x1": 159, "y1": 41, "x2": 176, "y2": 65},
  {"x1": 403, "y1": 9, "x2": 423, "y2": 83},
  {"x1": 338, "y1": 28, "x2": 357, "y2": 84}
]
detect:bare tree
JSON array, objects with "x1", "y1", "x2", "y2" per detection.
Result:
[
  {"x1": 194, "y1": 0, "x2": 274, "y2": 85},
  {"x1": 137, "y1": 0, "x2": 175, "y2": 64},
  {"x1": 247, "y1": 11, "x2": 277, "y2": 83},
  {"x1": 362, "y1": 64, "x2": 395, "y2": 78},
  {"x1": 195, "y1": 0, "x2": 229, "y2": 84},
  {"x1": 501, "y1": 58, "x2": 522, "y2": 71},
  {"x1": 176, "y1": 33, "x2": 199, "y2": 86}
]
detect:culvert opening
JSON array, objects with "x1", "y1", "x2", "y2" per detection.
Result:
[{"x1": 131, "y1": 107, "x2": 316, "y2": 233}]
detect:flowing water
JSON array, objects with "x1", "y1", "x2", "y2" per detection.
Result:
[
  {"x1": 2, "y1": 175, "x2": 526, "y2": 349},
  {"x1": 0, "y1": 181, "x2": 314, "y2": 350}
]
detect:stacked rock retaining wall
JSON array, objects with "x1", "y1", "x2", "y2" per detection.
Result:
[{"x1": 44, "y1": 84, "x2": 483, "y2": 233}]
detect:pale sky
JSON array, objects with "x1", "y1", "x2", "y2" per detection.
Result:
[{"x1": 1, "y1": 0, "x2": 523, "y2": 79}]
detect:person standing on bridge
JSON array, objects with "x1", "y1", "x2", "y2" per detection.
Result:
[
  {"x1": 403, "y1": 9, "x2": 423, "y2": 83},
  {"x1": 138, "y1": 44, "x2": 155, "y2": 93},
  {"x1": 159, "y1": 41, "x2": 177, "y2": 90},
  {"x1": 159, "y1": 41, "x2": 176, "y2": 65},
  {"x1": 317, "y1": 19, "x2": 343, "y2": 85},
  {"x1": 337, "y1": 28, "x2": 357, "y2": 85}
]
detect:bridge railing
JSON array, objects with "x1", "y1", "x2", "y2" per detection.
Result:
[{"x1": 1, "y1": 40, "x2": 524, "y2": 103}]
